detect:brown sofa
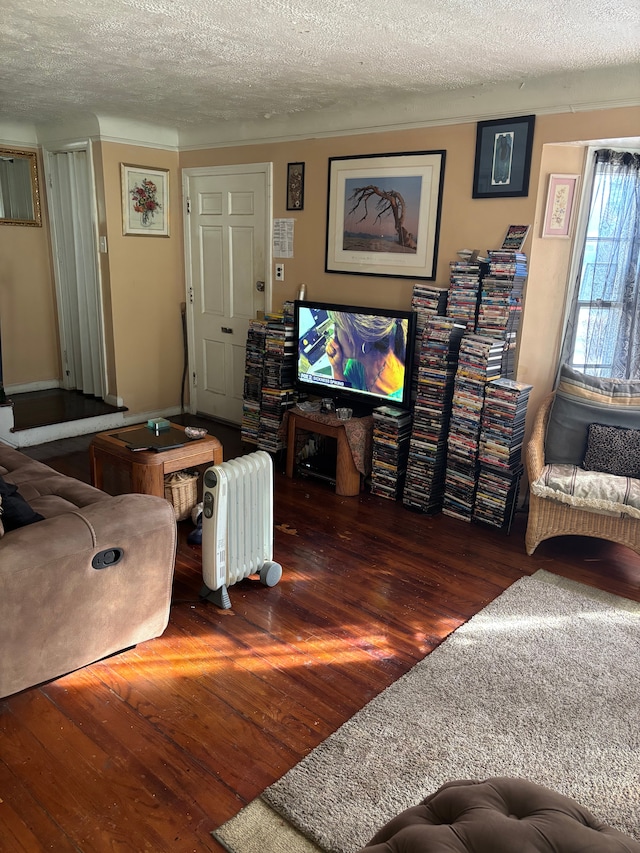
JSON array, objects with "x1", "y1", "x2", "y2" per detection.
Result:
[
  {"x1": 360, "y1": 777, "x2": 640, "y2": 852},
  {"x1": 0, "y1": 441, "x2": 177, "y2": 699}
]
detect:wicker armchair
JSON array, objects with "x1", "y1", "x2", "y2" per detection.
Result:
[{"x1": 525, "y1": 393, "x2": 640, "y2": 556}]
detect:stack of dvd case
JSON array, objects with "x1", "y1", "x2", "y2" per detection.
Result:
[
  {"x1": 257, "y1": 308, "x2": 297, "y2": 452},
  {"x1": 473, "y1": 377, "x2": 533, "y2": 529},
  {"x1": 476, "y1": 251, "x2": 528, "y2": 378},
  {"x1": 442, "y1": 334, "x2": 504, "y2": 521},
  {"x1": 241, "y1": 318, "x2": 268, "y2": 444},
  {"x1": 370, "y1": 405, "x2": 413, "y2": 501},
  {"x1": 446, "y1": 257, "x2": 488, "y2": 332},
  {"x1": 403, "y1": 315, "x2": 466, "y2": 513},
  {"x1": 410, "y1": 283, "x2": 448, "y2": 400}
]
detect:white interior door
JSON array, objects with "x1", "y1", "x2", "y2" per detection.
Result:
[
  {"x1": 46, "y1": 147, "x2": 105, "y2": 398},
  {"x1": 184, "y1": 164, "x2": 272, "y2": 424}
]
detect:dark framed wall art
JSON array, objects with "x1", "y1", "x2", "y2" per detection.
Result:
[
  {"x1": 325, "y1": 150, "x2": 446, "y2": 280},
  {"x1": 286, "y1": 162, "x2": 305, "y2": 210},
  {"x1": 472, "y1": 115, "x2": 535, "y2": 199}
]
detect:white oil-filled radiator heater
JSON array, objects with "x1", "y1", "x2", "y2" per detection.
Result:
[{"x1": 200, "y1": 451, "x2": 282, "y2": 609}]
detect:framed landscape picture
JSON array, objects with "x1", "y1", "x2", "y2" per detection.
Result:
[
  {"x1": 325, "y1": 150, "x2": 446, "y2": 280},
  {"x1": 472, "y1": 115, "x2": 535, "y2": 199},
  {"x1": 121, "y1": 164, "x2": 169, "y2": 236}
]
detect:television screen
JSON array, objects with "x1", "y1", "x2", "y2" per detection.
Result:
[{"x1": 294, "y1": 300, "x2": 415, "y2": 411}]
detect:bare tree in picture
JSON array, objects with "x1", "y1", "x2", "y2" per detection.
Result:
[{"x1": 347, "y1": 185, "x2": 416, "y2": 249}]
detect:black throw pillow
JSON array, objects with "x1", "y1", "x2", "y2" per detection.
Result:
[
  {"x1": 582, "y1": 423, "x2": 640, "y2": 479},
  {"x1": 0, "y1": 475, "x2": 45, "y2": 532}
]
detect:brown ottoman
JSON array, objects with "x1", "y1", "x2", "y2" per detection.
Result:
[{"x1": 359, "y1": 777, "x2": 640, "y2": 852}]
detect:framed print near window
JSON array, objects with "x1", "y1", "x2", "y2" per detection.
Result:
[
  {"x1": 542, "y1": 173, "x2": 580, "y2": 238},
  {"x1": 472, "y1": 115, "x2": 535, "y2": 199},
  {"x1": 286, "y1": 162, "x2": 305, "y2": 210},
  {"x1": 325, "y1": 150, "x2": 446, "y2": 280},
  {"x1": 121, "y1": 164, "x2": 169, "y2": 236}
]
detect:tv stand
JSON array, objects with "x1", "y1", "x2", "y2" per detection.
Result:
[{"x1": 286, "y1": 409, "x2": 366, "y2": 496}]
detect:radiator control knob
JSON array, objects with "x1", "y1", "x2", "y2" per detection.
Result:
[{"x1": 203, "y1": 490, "x2": 214, "y2": 518}]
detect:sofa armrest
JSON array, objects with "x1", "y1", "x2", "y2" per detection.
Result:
[
  {"x1": 0, "y1": 493, "x2": 177, "y2": 699},
  {"x1": 526, "y1": 393, "x2": 554, "y2": 484}
]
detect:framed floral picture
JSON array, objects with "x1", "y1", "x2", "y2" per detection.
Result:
[
  {"x1": 121, "y1": 164, "x2": 169, "y2": 236},
  {"x1": 542, "y1": 173, "x2": 580, "y2": 238}
]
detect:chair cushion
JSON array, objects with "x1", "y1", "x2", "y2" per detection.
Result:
[
  {"x1": 360, "y1": 777, "x2": 640, "y2": 853},
  {"x1": 545, "y1": 364, "x2": 640, "y2": 466},
  {"x1": 531, "y1": 463, "x2": 640, "y2": 518}
]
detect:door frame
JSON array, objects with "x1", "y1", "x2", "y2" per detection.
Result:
[
  {"x1": 43, "y1": 139, "x2": 108, "y2": 400},
  {"x1": 182, "y1": 162, "x2": 273, "y2": 415}
]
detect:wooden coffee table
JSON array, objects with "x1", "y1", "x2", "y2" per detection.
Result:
[{"x1": 89, "y1": 423, "x2": 223, "y2": 498}]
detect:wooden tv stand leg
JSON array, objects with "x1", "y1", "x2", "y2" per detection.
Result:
[
  {"x1": 334, "y1": 429, "x2": 361, "y2": 496},
  {"x1": 286, "y1": 411, "x2": 361, "y2": 496}
]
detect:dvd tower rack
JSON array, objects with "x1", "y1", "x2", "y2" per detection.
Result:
[
  {"x1": 370, "y1": 405, "x2": 413, "y2": 501},
  {"x1": 257, "y1": 303, "x2": 296, "y2": 452},
  {"x1": 446, "y1": 257, "x2": 488, "y2": 332},
  {"x1": 403, "y1": 315, "x2": 466, "y2": 513},
  {"x1": 241, "y1": 303, "x2": 297, "y2": 451},
  {"x1": 442, "y1": 334, "x2": 504, "y2": 522},
  {"x1": 410, "y1": 283, "x2": 448, "y2": 400},
  {"x1": 475, "y1": 250, "x2": 528, "y2": 379},
  {"x1": 473, "y1": 378, "x2": 532, "y2": 530},
  {"x1": 241, "y1": 318, "x2": 268, "y2": 444}
]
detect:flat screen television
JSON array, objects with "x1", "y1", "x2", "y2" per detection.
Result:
[{"x1": 294, "y1": 299, "x2": 416, "y2": 414}]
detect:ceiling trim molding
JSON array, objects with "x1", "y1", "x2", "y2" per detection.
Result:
[{"x1": 178, "y1": 65, "x2": 640, "y2": 150}]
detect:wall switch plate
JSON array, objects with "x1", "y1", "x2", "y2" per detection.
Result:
[{"x1": 275, "y1": 263, "x2": 285, "y2": 281}]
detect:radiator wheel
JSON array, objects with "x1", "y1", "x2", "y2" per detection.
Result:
[{"x1": 259, "y1": 561, "x2": 282, "y2": 587}]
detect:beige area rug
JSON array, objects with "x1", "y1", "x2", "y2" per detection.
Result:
[{"x1": 214, "y1": 570, "x2": 640, "y2": 853}]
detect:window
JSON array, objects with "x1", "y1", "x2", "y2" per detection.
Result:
[{"x1": 564, "y1": 149, "x2": 640, "y2": 379}]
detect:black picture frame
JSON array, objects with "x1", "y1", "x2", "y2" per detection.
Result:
[
  {"x1": 325, "y1": 150, "x2": 446, "y2": 280},
  {"x1": 286, "y1": 162, "x2": 305, "y2": 210},
  {"x1": 472, "y1": 115, "x2": 535, "y2": 199}
]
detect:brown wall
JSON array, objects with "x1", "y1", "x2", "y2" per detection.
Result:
[
  {"x1": 181, "y1": 105, "x2": 639, "y2": 414},
  {"x1": 0, "y1": 148, "x2": 59, "y2": 387},
  {"x1": 98, "y1": 142, "x2": 183, "y2": 414},
  {"x1": 2, "y1": 104, "x2": 638, "y2": 421}
]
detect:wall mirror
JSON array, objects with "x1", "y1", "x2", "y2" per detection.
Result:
[{"x1": 0, "y1": 147, "x2": 42, "y2": 226}]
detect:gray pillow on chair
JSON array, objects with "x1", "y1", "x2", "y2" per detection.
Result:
[{"x1": 545, "y1": 365, "x2": 640, "y2": 465}]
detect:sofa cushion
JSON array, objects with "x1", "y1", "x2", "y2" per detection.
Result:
[
  {"x1": 583, "y1": 423, "x2": 640, "y2": 478},
  {"x1": 0, "y1": 475, "x2": 45, "y2": 532},
  {"x1": 545, "y1": 364, "x2": 640, "y2": 466},
  {"x1": 531, "y1": 463, "x2": 640, "y2": 519}
]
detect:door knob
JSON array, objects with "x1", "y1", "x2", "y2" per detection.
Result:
[{"x1": 256, "y1": 280, "x2": 265, "y2": 292}]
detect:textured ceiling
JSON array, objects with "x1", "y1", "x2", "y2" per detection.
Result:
[{"x1": 2, "y1": 0, "x2": 639, "y2": 130}]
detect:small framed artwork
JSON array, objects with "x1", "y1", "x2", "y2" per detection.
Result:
[
  {"x1": 542, "y1": 174, "x2": 580, "y2": 238},
  {"x1": 325, "y1": 149, "x2": 446, "y2": 280},
  {"x1": 286, "y1": 162, "x2": 305, "y2": 210},
  {"x1": 472, "y1": 115, "x2": 535, "y2": 199},
  {"x1": 121, "y1": 164, "x2": 169, "y2": 236}
]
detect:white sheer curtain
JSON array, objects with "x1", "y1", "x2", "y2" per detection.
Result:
[
  {"x1": 561, "y1": 149, "x2": 640, "y2": 379},
  {"x1": 48, "y1": 149, "x2": 104, "y2": 397}
]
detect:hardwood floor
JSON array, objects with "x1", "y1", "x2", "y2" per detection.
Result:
[{"x1": 2, "y1": 422, "x2": 640, "y2": 852}]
